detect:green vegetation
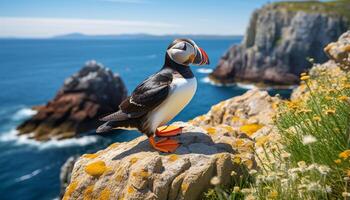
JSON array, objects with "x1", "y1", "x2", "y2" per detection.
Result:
[
  {"x1": 272, "y1": 0, "x2": 350, "y2": 21},
  {"x1": 204, "y1": 64, "x2": 350, "y2": 199}
]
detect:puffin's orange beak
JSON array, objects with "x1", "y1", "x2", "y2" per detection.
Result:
[{"x1": 193, "y1": 46, "x2": 210, "y2": 66}]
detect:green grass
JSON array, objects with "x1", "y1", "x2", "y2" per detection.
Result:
[
  {"x1": 272, "y1": 0, "x2": 350, "y2": 22},
  {"x1": 204, "y1": 65, "x2": 350, "y2": 199}
]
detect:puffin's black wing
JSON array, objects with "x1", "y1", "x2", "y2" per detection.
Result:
[{"x1": 100, "y1": 69, "x2": 173, "y2": 121}]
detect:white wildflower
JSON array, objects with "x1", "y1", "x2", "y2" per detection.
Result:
[
  {"x1": 325, "y1": 185, "x2": 332, "y2": 193},
  {"x1": 231, "y1": 171, "x2": 237, "y2": 176},
  {"x1": 233, "y1": 186, "x2": 240, "y2": 193},
  {"x1": 342, "y1": 192, "x2": 350, "y2": 197},
  {"x1": 302, "y1": 135, "x2": 317, "y2": 145},
  {"x1": 245, "y1": 194, "x2": 256, "y2": 200},
  {"x1": 297, "y1": 161, "x2": 307, "y2": 169},
  {"x1": 306, "y1": 164, "x2": 317, "y2": 171},
  {"x1": 249, "y1": 169, "x2": 258, "y2": 175},
  {"x1": 281, "y1": 179, "x2": 288, "y2": 187},
  {"x1": 210, "y1": 176, "x2": 220, "y2": 186},
  {"x1": 307, "y1": 182, "x2": 321, "y2": 192},
  {"x1": 241, "y1": 188, "x2": 252, "y2": 194},
  {"x1": 317, "y1": 165, "x2": 330, "y2": 175},
  {"x1": 298, "y1": 184, "x2": 307, "y2": 191}
]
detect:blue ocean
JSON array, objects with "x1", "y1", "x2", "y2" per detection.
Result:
[{"x1": 0, "y1": 38, "x2": 291, "y2": 199}]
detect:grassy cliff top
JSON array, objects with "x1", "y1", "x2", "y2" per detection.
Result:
[{"x1": 271, "y1": 0, "x2": 350, "y2": 20}]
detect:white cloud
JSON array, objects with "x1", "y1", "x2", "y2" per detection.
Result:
[{"x1": 0, "y1": 17, "x2": 181, "y2": 38}]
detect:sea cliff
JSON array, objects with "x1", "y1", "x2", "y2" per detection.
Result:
[{"x1": 209, "y1": 1, "x2": 349, "y2": 85}]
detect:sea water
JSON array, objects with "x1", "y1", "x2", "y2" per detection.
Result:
[{"x1": 0, "y1": 38, "x2": 291, "y2": 199}]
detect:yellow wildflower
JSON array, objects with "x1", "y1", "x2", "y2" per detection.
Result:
[
  {"x1": 339, "y1": 150, "x2": 350, "y2": 159},
  {"x1": 312, "y1": 116, "x2": 321, "y2": 122},
  {"x1": 268, "y1": 190, "x2": 278, "y2": 199},
  {"x1": 233, "y1": 156, "x2": 241, "y2": 164},
  {"x1": 325, "y1": 109, "x2": 336, "y2": 115},
  {"x1": 300, "y1": 72, "x2": 307, "y2": 76},
  {"x1": 325, "y1": 96, "x2": 333, "y2": 100},
  {"x1": 338, "y1": 96, "x2": 349, "y2": 102},
  {"x1": 334, "y1": 159, "x2": 342, "y2": 164},
  {"x1": 300, "y1": 75, "x2": 310, "y2": 81}
]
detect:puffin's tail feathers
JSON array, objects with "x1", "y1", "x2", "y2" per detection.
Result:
[
  {"x1": 100, "y1": 110, "x2": 129, "y2": 122},
  {"x1": 96, "y1": 121, "x2": 116, "y2": 133},
  {"x1": 96, "y1": 120, "x2": 137, "y2": 133}
]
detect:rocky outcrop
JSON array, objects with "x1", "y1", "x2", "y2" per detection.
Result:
[
  {"x1": 17, "y1": 61, "x2": 127, "y2": 140},
  {"x1": 210, "y1": 2, "x2": 349, "y2": 85},
  {"x1": 324, "y1": 30, "x2": 350, "y2": 70},
  {"x1": 60, "y1": 156, "x2": 79, "y2": 198},
  {"x1": 62, "y1": 89, "x2": 281, "y2": 200},
  {"x1": 292, "y1": 31, "x2": 350, "y2": 100}
]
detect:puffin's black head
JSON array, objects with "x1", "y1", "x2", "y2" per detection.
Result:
[{"x1": 166, "y1": 38, "x2": 210, "y2": 66}]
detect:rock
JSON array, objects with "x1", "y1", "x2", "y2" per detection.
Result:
[
  {"x1": 324, "y1": 31, "x2": 350, "y2": 70},
  {"x1": 190, "y1": 89, "x2": 280, "y2": 129},
  {"x1": 60, "y1": 156, "x2": 79, "y2": 198},
  {"x1": 292, "y1": 31, "x2": 350, "y2": 100},
  {"x1": 210, "y1": 2, "x2": 349, "y2": 85},
  {"x1": 62, "y1": 122, "x2": 257, "y2": 200},
  {"x1": 17, "y1": 60, "x2": 127, "y2": 140},
  {"x1": 62, "y1": 90, "x2": 282, "y2": 200}
]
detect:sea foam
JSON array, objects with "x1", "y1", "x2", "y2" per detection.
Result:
[
  {"x1": 196, "y1": 68, "x2": 213, "y2": 74},
  {"x1": 0, "y1": 129, "x2": 100, "y2": 149},
  {"x1": 11, "y1": 108, "x2": 37, "y2": 121}
]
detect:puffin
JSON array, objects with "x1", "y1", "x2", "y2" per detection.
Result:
[{"x1": 96, "y1": 39, "x2": 210, "y2": 153}]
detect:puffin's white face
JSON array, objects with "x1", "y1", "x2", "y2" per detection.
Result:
[{"x1": 167, "y1": 39, "x2": 209, "y2": 66}]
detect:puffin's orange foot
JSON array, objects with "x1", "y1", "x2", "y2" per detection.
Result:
[
  {"x1": 149, "y1": 136, "x2": 180, "y2": 153},
  {"x1": 156, "y1": 125, "x2": 183, "y2": 137}
]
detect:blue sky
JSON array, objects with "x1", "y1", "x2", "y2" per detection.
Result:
[{"x1": 0, "y1": 0, "x2": 280, "y2": 38}]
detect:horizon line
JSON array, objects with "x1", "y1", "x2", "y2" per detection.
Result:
[{"x1": 0, "y1": 32, "x2": 244, "y2": 39}]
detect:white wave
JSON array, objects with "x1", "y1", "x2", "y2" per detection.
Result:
[
  {"x1": 11, "y1": 108, "x2": 37, "y2": 121},
  {"x1": 236, "y1": 83, "x2": 258, "y2": 90},
  {"x1": 15, "y1": 169, "x2": 42, "y2": 182},
  {"x1": 201, "y1": 77, "x2": 222, "y2": 86},
  {"x1": 196, "y1": 68, "x2": 213, "y2": 74},
  {"x1": 0, "y1": 129, "x2": 100, "y2": 149},
  {"x1": 201, "y1": 77, "x2": 237, "y2": 87},
  {"x1": 15, "y1": 165, "x2": 53, "y2": 182}
]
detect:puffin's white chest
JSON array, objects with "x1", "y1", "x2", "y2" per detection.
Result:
[{"x1": 149, "y1": 77, "x2": 197, "y2": 130}]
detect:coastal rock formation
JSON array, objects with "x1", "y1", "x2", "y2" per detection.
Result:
[
  {"x1": 189, "y1": 89, "x2": 280, "y2": 128},
  {"x1": 292, "y1": 31, "x2": 350, "y2": 100},
  {"x1": 60, "y1": 156, "x2": 79, "y2": 198},
  {"x1": 210, "y1": 2, "x2": 349, "y2": 85},
  {"x1": 324, "y1": 30, "x2": 350, "y2": 70},
  {"x1": 62, "y1": 123, "x2": 248, "y2": 200},
  {"x1": 62, "y1": 90, "x2": 281, "y2": 200},
  {"x1": 17, "y1": 61, "x2": 127, "y2": 140}
]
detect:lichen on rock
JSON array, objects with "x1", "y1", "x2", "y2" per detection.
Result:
[{"x1": 62, "y1": 88, "x2": 282, "y2": 200}]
